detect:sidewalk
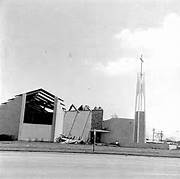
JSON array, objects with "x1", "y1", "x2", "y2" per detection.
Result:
[{"x1": 1, "y1": 141, "x2": 180, "y2": 158}]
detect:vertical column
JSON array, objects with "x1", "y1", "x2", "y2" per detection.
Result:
[
  {"x1": 51, "y1": 97, "x2": 58, "y2": 142},
  {"x1": 134, "y1": 73, "x2": 145, "y2": 144},
  {"x1": 138, "y1": 111, "x2": 145, "y2": 143},
  {"x1": 54, "y1": 99, "x2": 65, "y2": 141},
  {"x1": 18, "y1": 93, "x2": 26, "y2": 140}
]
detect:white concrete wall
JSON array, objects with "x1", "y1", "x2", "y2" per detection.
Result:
[
  {"x1": 101, "y1": 118, "x2": 134, "y2": 144},
  {"x1": 63, "y1": 111, "x2": 77, "y2": 136},
  {"x1": 0, "y1": 96, "x2": 22, "y2": 139},
  {"x1": 63, "y1": 111, "x2": 92, "y2": 141},
  {"x1": 80, "y1": 112, "x2": 92, "y2": 141},
  {"x1": 19, "y1": 123, "x2": 52, "y2": 141},
  {"x1": 18, "y1": 94, "x2": 26, "y2": 140}
]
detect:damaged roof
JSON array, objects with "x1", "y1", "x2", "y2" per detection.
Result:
[{"x1": 1, "y1": 88, "x2": 65, "y2": 110}]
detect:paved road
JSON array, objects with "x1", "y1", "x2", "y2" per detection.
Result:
[{"x1": 0, "y1": 151, "x2": 180, "y2": 179}]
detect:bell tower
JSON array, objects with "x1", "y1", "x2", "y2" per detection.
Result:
[{"x1": 134, "y1": 55, "x2": 146, "y2": 143}]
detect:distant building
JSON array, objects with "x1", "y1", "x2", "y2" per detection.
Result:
[
  {"x1": 0, "y1": 88, "x2": 65, "y2": 142},
  {"x1": 101, "y1": 118, "x2": 134, "y2": 144}
]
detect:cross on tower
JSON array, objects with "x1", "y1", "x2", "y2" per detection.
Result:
[{"x1": 140, "y1": 54, "x2": 144, "y2": 76}]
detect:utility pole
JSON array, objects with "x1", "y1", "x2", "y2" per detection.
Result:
[
  {"x1": 92, "y1": 129, "x2": 96, "y2": 152},
  {"x1": 160, "y1": 131, "x2": 163, "y2": 141},
  {"x1": 152, "y1": 128, "x2": 155, "y2": 141}
]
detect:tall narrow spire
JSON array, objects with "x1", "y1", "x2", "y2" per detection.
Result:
[
  {"x1": 140, "y1": 54, "x2": 143, "y2": 75},
  {"x1": 134, "y1": 55, "x2": 146, "y2": 143}
]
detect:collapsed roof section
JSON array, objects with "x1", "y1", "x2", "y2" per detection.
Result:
[
  {"x1": 0, "y1": 88, "x2": 66, "y2": 126},
  {"x1": 68, "y1": 104, "x2": 103, "y2": 112},
  {"x1": 23, "y1": 89, "x2": 65, "y2": 125},
  {"x1": 16, "y1": 88, "x2": 65, "y2": 111},
  {"x1": 25, "y1": 88, "x2": 64, "y2": 111},
  {"x1": 0, "y1": 88, "x2": 65, "y2": 111}
]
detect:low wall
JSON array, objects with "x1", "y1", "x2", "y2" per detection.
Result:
[
  {"x1": 18, "y1": 123, "x2": 52, "y2": 142},
  {"x1": 119, "y1": 142, "x2": 169, "y2": 150}
]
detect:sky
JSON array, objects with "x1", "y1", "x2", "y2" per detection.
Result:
[{"x1": 1, "y1": 0, "x2": 180, "y2": 140}]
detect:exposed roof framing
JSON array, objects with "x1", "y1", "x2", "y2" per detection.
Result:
[
  {"x1": 27, "y1": 103, "x2": 48, "y2": 113},
  {"x1": 8, "y1": 98, "x2": 15, "y2": 101},
  {"x1": 30, "y1": 100, "x2": 54, "y2": 110},
  {"x1": 68, "y1": 104, "x2": 79, "y2": 112},
  {"x1": 60, "y1": 102, "x2": 65, "y2": 106},
  {"x1": 24, "y1": 88, "x2": 65, "y2": 110},
  {"x1": 2, "y1": 88, "x2": 65, "y2": 110},
  {"x1": 38, "y1": 92, "x2": 55, "y2": 102},
  {"x1": 27, "y1": 88, "x2": 64, "y2": 102},
  {"x1": 1, "y1": 102, "x2": 7, "y2": 105},
  {"x1": 26, "y1": 96, "x2": 54, "y2": 110},
  {"x1": 16, "y1": 88, "x2": 64, "y2": 102},
  {"x1": 35, "y1": 95, "x2": 53, "y2": 105}
]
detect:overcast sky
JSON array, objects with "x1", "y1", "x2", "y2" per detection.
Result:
[{"x1": 1, "y1": 0, "x2": 180, "y2": 139}]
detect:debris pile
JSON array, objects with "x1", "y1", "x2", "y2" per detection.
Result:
[{"x1": 55, "y1": 134, "x2": 85, "y2": 144}]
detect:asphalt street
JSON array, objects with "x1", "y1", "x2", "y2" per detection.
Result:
[{"x1": 0, "y1": 151, "x2": 180, "y2": 179}]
